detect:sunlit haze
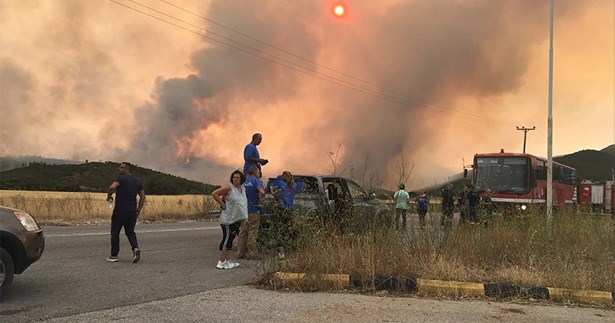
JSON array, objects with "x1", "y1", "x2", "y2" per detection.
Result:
[{"x1": 0, "y1": 0, "x2": 613, "y2": 190}]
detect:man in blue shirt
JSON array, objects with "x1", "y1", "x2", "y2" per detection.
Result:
[
  {"x1": 243, "y1": 133, "x2": 269, "y2": 175},
  {"x1": 237, "y1": 166, "x2": 265, "y2": 259},
  {"x1": 106, "y1": 162, "x2": 145, "y2": 263}
]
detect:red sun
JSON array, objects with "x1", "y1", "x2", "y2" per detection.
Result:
[{"x1": 332, "y1": 3, "x2": 346, "y2": 17}]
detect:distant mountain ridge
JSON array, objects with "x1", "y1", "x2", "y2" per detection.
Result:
[
  {"x1": 0, "y1": 155, "x2": 80, "y2": 172},
  {"x1": 0, "y1": 161, "x2": 218, "y2": 195},
  {"x1": 554, "y1": 144, "x2": 615, "y2": 182},
  {"x1": 601, "y1": 144, "x2": 615, "y2": 157}
]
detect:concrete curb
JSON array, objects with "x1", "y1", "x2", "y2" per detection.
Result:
[{"x1": 274, "y1": 272, "x2": 615, "y2": 306}]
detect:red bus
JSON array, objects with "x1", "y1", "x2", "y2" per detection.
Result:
[{"x1": 472, "y1": 150, "x2": 577, "y2": 211}]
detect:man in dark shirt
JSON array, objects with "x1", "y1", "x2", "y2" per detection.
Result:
[{"x1": 106, "y1": 162, "x2": 145, "y2": 263}]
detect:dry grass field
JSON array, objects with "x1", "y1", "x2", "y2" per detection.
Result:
[{"x1": 0, "y1": 190, "x2": 218, "y2": 224}]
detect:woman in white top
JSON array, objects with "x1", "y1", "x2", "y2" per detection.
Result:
[{"x1": 212, "y1": 170, "x2": 248, "y2": 269}]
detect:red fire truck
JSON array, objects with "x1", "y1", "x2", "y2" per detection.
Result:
[
  {"x1": 578, "y1": 181, "x2": 614, "y2": 214},
  {"x1": 471, "y1": 150, "x2": 577, "y2": 211}
]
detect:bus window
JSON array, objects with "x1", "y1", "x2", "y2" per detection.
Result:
[
  {"x1": 553, "y1": 165, "x2": 563, "y2": 182},
  {"x1": 535, "y1": 160, "x2": 546, "y2": 181},
  {"x1": 562, "y1": 167, "x2": 576, "y2": 184},
  {"x1": 474, "y1": 157, "x2": 529, "y2": 193}
]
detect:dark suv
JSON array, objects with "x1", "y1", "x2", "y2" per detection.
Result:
[
  {"x1": 0, "y1": 205, "x2": 45, "y2": 298},
  {"x1": 260, "y1": 175, "x2": 388, "y2": 224}
]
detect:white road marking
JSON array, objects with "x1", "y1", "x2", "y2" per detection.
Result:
[{"x1": 45, "y1": 226, "x2": 218, "y2": 238}]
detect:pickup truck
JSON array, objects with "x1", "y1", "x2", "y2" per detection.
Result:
[{"x1": 260, "y1": 175, "x2": 389, "y2": 224}]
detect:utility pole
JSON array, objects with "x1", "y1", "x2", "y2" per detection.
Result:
[
  {"x1": 547, "y1": 0, "x2": 554, "y2": 232},
  {"x1": 516, "y1": 126, "x2": 536, "y2": 153}
]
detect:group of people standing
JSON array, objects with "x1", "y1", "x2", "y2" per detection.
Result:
[
  {"x1": 393, "y1": 184, "x2": 430, "y2": 228},
  {"x1": 211, "y1": 133, "x2": 297, "y2": 269},
  {"x1": 394, "y1": 182, "x2": 494, "y2": 229},
  {"x1": 442, "y1": 183, "x2": 493, "y2": 226},
  {"x1": 104, "y1": 133, "x2": 297, "y2": 269}
]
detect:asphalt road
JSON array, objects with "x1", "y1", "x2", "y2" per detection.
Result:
[
  {"x1": 1, "y1": 221, "x2": 259, "y2": 322},
  {"x1": 2, "y1": 221, "x2": 614, "y2": 322}
]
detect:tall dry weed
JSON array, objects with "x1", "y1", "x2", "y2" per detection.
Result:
[{"x1": 272, "y1": 208, "x2": 615, "y2": 292}]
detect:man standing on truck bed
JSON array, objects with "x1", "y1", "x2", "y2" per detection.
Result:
[{"x1": 243, "y1": 133, "x2": 268, "y2": 175}]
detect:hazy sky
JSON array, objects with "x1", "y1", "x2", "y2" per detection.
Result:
[{"x1": 1, "y1": 0, "x2": 613, "y2": 190}]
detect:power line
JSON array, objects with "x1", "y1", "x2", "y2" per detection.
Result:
[{"x1": 109, "y1": 0, "x2": 520, "y2": 127}]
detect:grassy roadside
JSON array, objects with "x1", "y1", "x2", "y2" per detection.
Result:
[{"x1": 257, "y1": 208, "x2": 615, "y2": 294}]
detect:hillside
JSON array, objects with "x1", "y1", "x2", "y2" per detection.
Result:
[
  {"x1": 554, "y1": 149, "x2": 615, "y2": 182},
  {"x1": 601, "y1": 144, "x2": 615, "y2": 157},
  {"x1": 0, "y1": 161, "x2": 218, "y2": 195}
]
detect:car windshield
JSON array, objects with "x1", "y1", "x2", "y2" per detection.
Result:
[
  {"x1": 346, "y1": 180, "x2": 368, "y2": 199},
  {"x1": 474, "y1": 157, "x2": 530, "y2": 194}
]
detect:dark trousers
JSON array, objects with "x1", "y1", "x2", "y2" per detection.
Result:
[
  {"x1": 110, "y1": 210, "x2": 138, "y2": 256},
  {"x1": 396, "y1": 208, "x2": 407, "y2": 226},
  {"x1": 219, "y1": 222, "x2": 240, "y2": 251},
  {"x1": 417, "y1": 208, "x2": 427, "y2": 227},
  {"x1": 441, "y1": 206, "x2": 454, "y2": 226},
  {"x1": 469, "y1": 206, "x2": 478, "y2": 222}
]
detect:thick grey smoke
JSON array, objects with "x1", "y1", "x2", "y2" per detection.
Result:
[
  {"x1": 335, "y1": 0, "x2": 564, "y2": 184},
  {"x1": 122, "y1": 1, "x2": 323, "y2": 182},
  {"x1": 124, "y1": 0, "x2": 576, "y2": 186}
]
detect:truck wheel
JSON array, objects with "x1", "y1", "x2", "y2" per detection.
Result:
[{"x1": 0, "y1": 247, "x2": 15, "y2": 299}]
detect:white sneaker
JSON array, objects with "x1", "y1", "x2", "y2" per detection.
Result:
[
  {"x1": 226, "y1": 260, "x2": 239, "y2": 269},
  {"x1": 216, "y1": 260, "x2": 229, "y2": 269}
]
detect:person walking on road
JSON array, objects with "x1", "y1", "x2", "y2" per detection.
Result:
[
  {"x1": 393, "y1": 184, "x2": 410, "y2": 228},
  {"x1": 212, "y1": 170, "x2": 248, "y2": 269},
  {"x1": 243, "y1": 133, "x2": 269, "y2": 175},
  {"x1": 106, "y1": 162, "x2": 145, "y2": 263},
  {"x1": 237, "y1": 166, "x2": 265, "y2": 260}
]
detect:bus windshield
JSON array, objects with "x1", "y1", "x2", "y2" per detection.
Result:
[{"x1": 474, "y1": 157, "x2": 530, "y2": 194}]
